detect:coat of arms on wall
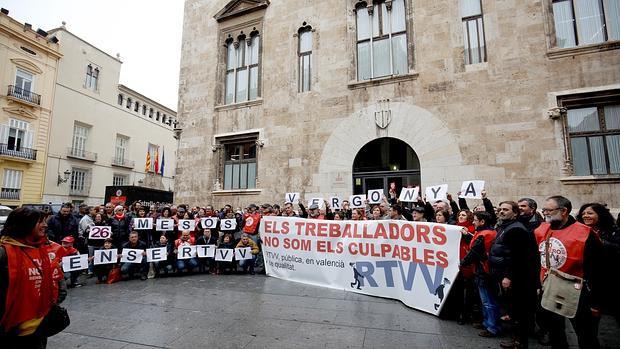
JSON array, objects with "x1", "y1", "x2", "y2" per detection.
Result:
[{"x1": 374, "y1": 99, "x2": 392, "y2": 129}]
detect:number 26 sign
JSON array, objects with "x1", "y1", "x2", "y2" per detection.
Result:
[{"x1": 89, "y1": 226, "x2": 112, "y2": 239}]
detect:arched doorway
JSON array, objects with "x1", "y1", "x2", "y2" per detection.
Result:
[{"x1": 352, "y1": 137, "x2": 421, "y2": 196}]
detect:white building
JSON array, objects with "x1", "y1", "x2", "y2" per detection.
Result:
[{"x1": 42, "y1": 26, "x2": 177, "y2": 206}]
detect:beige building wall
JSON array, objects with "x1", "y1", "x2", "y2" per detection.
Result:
[
  {"x1": 0, "y1": 11, "x2": 61, "y2": 207},
  {"x1": 176, "y1": 0, "x2": 620, "y2": 212},
  {"x1": 43, "y1": 28, "x2": 178, "y2": 206}
]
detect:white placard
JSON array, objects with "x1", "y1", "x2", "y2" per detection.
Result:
[
  {"x1": 133, "y1": 218, "x2": 153, "y2": 230},
  {"x1": 399, "y1": 187, "x2": 420, "y2": 202},
  {"x1": 367, "y1": 190, "x2": 383, "y2": 204},
  {"x1": 178, "y1": 219, "x2": 196, "y2": 231},
  {"x1": 94, "y1": 249, "x2": 118, "y2": 265},
  {"x1": 62, "y1": 254, "x2": 88, "y2": 272},
  {"x1": 285, "y1": 192, "x2": 300, "y2": 204},
  {"x1": 146, "y1": 247, "x2": 167, "y2": 262},
  {"x1": 215, "y1": 248, "x2": 234, "y2": 262},
  {"x1": 349, "y1": 195, "x2": 366, "y2": 208},
  {"x1": 177, "y1": 245, "x2": 196, "y2": 259},
  {"x1": 459, "y1": 180, "x2": 485, "y2": 199},
  {"x1": 307, "y1": 198, "x2": 324, "y2": 209},
  {"x1": 425, "y1": 184, "x2": 448, "y2": 202},
  {"x1": 200, "y1": 217, "x2": 218, "y2": 229},
  {"x1": 235, "y1": 247, "x2": 253, "y2": 260},
  {"x1": 196, "y1": 245, "x2": 216, "y2": 258},
  {"x1": 156, "y1": 219, "x2": 174, "y2": 231},
  {"x1": 89, "y1": 226, "x2": 112, "y2": 239},
  {"x1": 329, "y1": 196, "x2": 342, "y2": 210},
  {"x1": 121, "y1": 248, "x2": 144, "y2": 263},
  {"x1": 220, "y1": 219, "x2": 237, "y2": 231}
]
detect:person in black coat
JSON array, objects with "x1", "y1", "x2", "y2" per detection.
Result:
[
  {"x1": 109, "y1": 205, "x2": 130, "y2": 250},
  {"x1": 196, "y1": 228, "x2": 218, "y2": 273},
  {"x1": 46, "y1": 203, "x2": 79, "y2": 243},
  {"x1": 488, "y1": 201, "x2": 540, "y2": 348}
]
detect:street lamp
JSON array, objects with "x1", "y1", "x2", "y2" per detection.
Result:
[{"x1": 57, "y1": 169, "x2": 71, "y2": 185}]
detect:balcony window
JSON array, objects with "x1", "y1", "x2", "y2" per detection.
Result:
[
  {"x1": 1, "y1": 169, "x2": 22, "y2": 200},
  {"x1": 114, "y1": 135, "x2": 128, "y2": 165},
  {"x1": 0, "y1": 119, "x2": 36, "y2": 160},
  {"x1": 223, "y1": 141, "x2": 257, "y2": 190},
  {"x1": 70, "y1": 168, "x2": 88, "y2": 196},
  {"x1": 15, "y1": 69, "x2": 33, "y2": 93},
  {"x1": 85, "y1": 64, "x2": 99, "y2": 91}
]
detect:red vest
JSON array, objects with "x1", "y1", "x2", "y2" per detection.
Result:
[
  {"x1": 535, "y1": 221, "x2": 590, "y2": 281},
  {"x1": 1, "y1": 242, "x2": 55, "y2": 334},
  {"x1": 45, "y1": 241, "x2": 66, "y2": 302},
  {"x1": 243, "y1": 212, "x2": 261, "y2": 234},
  {"x1": 469, "y1": 229, "x2": 497, "y2": 274}
]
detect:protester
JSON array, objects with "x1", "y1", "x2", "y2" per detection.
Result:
[
  {"x1": 61, "y1": 237, "x2": 82, "y2": 288},
  {"x1": 152, "y1": 235, "x2": 175, "y2": 277},
  {"x1": 0, "y1": 207, "x2": 57, "y2": 347},
  {"x1": 46, "y1": 203, "x2": 79, "y2": 243},
  {"x1": 196, "y1": 229, "x2": 217, "y2": 273},
  {"x1": 488, "y1": 201, "x2": 540, "y2": 348},
  {"x1": 110, "y1": 206, "x2": 130, "y2": 251},
  {"x1": 217, "y1": 234, "x2": 236, "y2": 274},
  {"x1": 517, "y1": 198, "x2": 543, "y2": 233},
  {"x1": 536, "y1": 196, "x2": 603, "y2": 349},
  {"x1": 174, "y1": 230, "x2": 198, "y2": 273},
  {"x1": 92, "y1": 238, "x2": 116, "y2": 284},
  {"x1": 120, "y1": 232, "x2": 148, "y2": 280},
  {"x1": 236, "y1": 233, "x2": 259, "y2": 274}
]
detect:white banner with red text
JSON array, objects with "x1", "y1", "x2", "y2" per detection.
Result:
[{"x1": 259, "y1": 216, "x2": 461, "y2": 315}]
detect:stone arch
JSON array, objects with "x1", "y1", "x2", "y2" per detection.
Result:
[{"x1": 315, "y1": 101, "x2": 477, "y2": 196}]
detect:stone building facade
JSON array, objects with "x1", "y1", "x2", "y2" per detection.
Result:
[
  {"x1": 0, "y1": 9, "x2": 61, "y2": 207},
  {"x1": 176, "y1": 0, "x2": 620, "y2": 212}
]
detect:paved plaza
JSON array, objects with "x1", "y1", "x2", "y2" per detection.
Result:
[{"x1": 49, "y1": 275, "x2": 620, "y2": 349}]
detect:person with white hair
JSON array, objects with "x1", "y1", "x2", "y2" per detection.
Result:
[{"x1": 109, "y1": 205, "x2": 130, "y2": 250}]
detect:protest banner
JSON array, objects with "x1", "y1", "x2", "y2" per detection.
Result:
[
  {"x1": 215, "y1": 248, "x2": 234, "y2": 261},
  {"x1": 197, "y1": 245, "x2": 216, "y2": 258},
  {"x1": 147, "y1": 247, "x2": 167, "y2": 262},
  {"x1": 94, "y1": 249, "x2": 118, "y2": 265},
  {"x1": 235, "y1": 247, "x2": 253, "y2": 260},
  {"x1": 121, "y1": 248, "x2": 144, "y2": 263},
  {"x1": 399, "y1": 187, "x2": 419, "y2": 202},
  {"x1": 201, "y1": 217, "x2": 218, "y2": 229},
  {"x1": 179, "y1": 219, "x2": 196, "y2": 231},
  {"x1": 349, "y1": 195, "x2": 366, "y2": 208},
  {"x1": 221, "y1": 219, "x2": 237, "y2": 230},
  {"x1": 89, "y1": 226, "x2": 112, "y2": 239},
  {"x1": 133, "y1": 218, "x2": 153, "y2": 230},
  {"x1": 367, "y1": 190, "x2": 383, "y2": 204},
  {"x1": 177, "y1": 245, "x2": 196, "y2": 259},
  {"x1": 62, "y1": 254, "x2": 88, "y2": 272},
  {"x1": 329, "y1": 196, "x2": 341, "y2": 210},
  {"x1": 459, "y1": 180, "x2": 485, "y2": 199},
  {"x1": 307, "y1": 198, "x2": 324, "y2": 209},
  {"x1": 156, "y1": 219, "x2": 174, "y2": 231},
  {"x1": 425, "y1": 184, "x2": 448, "y2": 202},
  {"x1": 285, "y1": 192, "x2": 300, "y2": 204},
  {"x1": 259, "y1": 216, "x2": 461, "y2": 315}
]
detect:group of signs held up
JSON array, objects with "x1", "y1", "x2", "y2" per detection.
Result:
[
  {"x1": 286, "y1": 180, "x2": 486, "y2": 209},
  {"x1": 61, "y1": 222, "x2": 254, "y2": 273}
]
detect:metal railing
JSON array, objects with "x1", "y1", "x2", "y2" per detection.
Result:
[
  {"x1": 111, "y1": 157, "x2": 135, "y2": 168},
  {"x1": 69, "y1": 187, "x2": 90, "y2": 196},
  {"x1": 0, "y1": 143, "x2": 37, "y2": 160},
  {"x1": 0, "y1": 188, "x2": 20, "y2": 200},
  {"x1": 7, "y1": 85, "x2": 41, "y2": 105},
  {"x1": 67, "y1": 147, "x2": 97, "y2": 162}
]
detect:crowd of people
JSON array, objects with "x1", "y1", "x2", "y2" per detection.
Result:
[{"x1": 1, "y1": 191, "x2": 619, "y2": 348}]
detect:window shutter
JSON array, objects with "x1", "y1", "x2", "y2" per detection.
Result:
[
  {"x1": 0, "y1": 125, "x2": 8, "y2": 144},
  {"x1": 25, "y1": 130, "x2": 34, "y2": 148}
]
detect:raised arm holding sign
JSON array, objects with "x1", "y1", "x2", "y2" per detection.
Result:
[
  {"x1": 399, "y1": 187, "x2": 420, "y2": 202},
  {"x1": 425, "y1": 184, "x2": 448, "y2": 202},
  {"x1": 459, "y1": 180, "x2": 485, "y2": 199},
  {"x1": 285, "y1": 193, "x2": 300, "y2": 204}
]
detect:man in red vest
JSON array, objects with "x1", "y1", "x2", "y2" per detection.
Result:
[
  {"x1": 535, "y1": 196, "x2": 603, "y2": 349},
  {"x1": 243, "y1": 204, "x2": 261, "y2": 237},
  {"x1": 0, "y1": 207, "x2": 56, "y2": 347}
]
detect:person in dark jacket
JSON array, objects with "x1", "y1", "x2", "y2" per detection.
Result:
[
  {"x1": 517, "y1": 198, "x2": 543, "y2": 233},
  {"x1": 152, "y1": 235, "x2": 175, "y2": 277},
  {"x1": 110, "y1": 205, "x2": 130, "y2": 251},
  {"x1": 488, "y1": 201, "x2": 540, "y2": 348},
  {"x1": 120, "y1": 231, "x2": 148, "y2": 280},
  {"x1": 196, "y1": 228, "x2": 218, "y2": 273},
  {"x1": 45, "y1": 203, "x2": 79, "y2": 243}
]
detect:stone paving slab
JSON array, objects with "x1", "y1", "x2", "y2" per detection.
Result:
[{"x1": 47, "y1": 274, "x2": 620, "y2": 349}]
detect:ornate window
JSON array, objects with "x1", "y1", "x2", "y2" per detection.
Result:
[
  {"x1": 225, "y1": 33, "x2": 260, "y2": 104},
  {"x1": 85, "y1": 64, "x2": 99, "y2": 91},
  {"x1": 118, "y1": 94, "x2": 124, "y2": 106},
  {"x1": 355, "y1": 0, "x2": 408, "y2": 81},
  {"x1": 298, "y1": 25, "x2": 313, "y2": 92},
  {"x1": 551, "y1": 0, "x2": 620, "y2": 48}
]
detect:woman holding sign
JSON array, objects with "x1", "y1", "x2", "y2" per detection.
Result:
[{"x1": 0, "y1": 208, "x2": 57, "y2": 348}]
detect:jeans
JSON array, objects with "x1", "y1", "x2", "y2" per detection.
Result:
[
  {"x1": 176, "y1": 257, "x2": 199, "y2": 272},
  {"x1": 121, "y1": 260, "x2": 148, "y2": 277},
  {"x1": 87, "y1": 245, "x2": 100, "y2": 274},
  {"x1": 477, "y1": 280, "x2": 501, "y2": 335},
  {"x1": 154, "y1": 260, "x2": 174, "y2": 275},
  {"x1": 239, "y1": 255, "x2": 257, "y2": 273}
]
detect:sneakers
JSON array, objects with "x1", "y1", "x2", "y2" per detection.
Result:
[{"x1": 478, "y1": 330, "x2": 497, "y2": 338}]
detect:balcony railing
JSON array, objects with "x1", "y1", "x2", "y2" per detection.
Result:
[
  {"x1": 111, "y1": 157, "x2": 135, "y2": 168},
  {"x1": 0, "y1": 188, "x2": 20, "y2": 200},
  {"x1": 7, "y1": 85, "x2": 41, "y2": 105},
  {"x1": 69, "y1": 187, "x2": 90, "y2": 196},
  {"x1": 67, "y1": 147, "x2": 97, "y2": 162},
  {"x1": 0, "y1": 143, "x2": 37, "y2": 161}
]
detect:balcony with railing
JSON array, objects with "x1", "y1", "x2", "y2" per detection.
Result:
[
  {"x1": 69, "y1": 186, "x2": 90, "y2": 197},
  {"x1": 111, "y1": 157, "x2": 135, "y2": 169},
  {"x1": 0, "y1": 188, "x2": 20, "y2": 200},
  {"x1": 7, "y1": 85, "x2": 41, "y2": 106},
  {"x1": 0, "y1": 143, "x2": 37, "y2": 162},
  {"x1": 67, "y1": 147, "x2": 97, "y2": 162}
]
